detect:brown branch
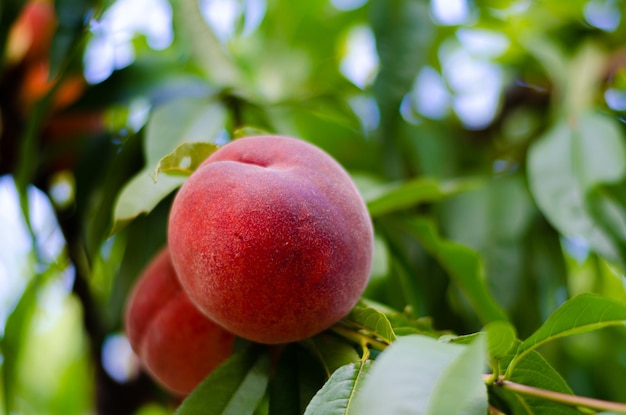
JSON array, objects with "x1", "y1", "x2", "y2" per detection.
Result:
[{"x1": 486, "y1": 375, "x2": 626, "y2": 414}]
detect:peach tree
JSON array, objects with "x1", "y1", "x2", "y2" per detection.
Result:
[{"x1": 2, "y1": 0, "x2": 626, "y2": 414}]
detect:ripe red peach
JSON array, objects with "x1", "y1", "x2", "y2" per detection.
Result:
[
  {"x1": 168, "y1": 135, "x2": 373, "y2": 344},
  {"x1": 124, "y1": 248, "x2": 235, "y2": 396}
]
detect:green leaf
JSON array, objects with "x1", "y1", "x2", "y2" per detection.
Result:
[
  {"x1": 369, "y1": 0, "x2": 433, "y2": 110},
  {"x1": 303, "y1": 361, "x2": 372, "y2": 415},
  {"x1": 152, "y1": 141, "x2": 218, "y2": 181},
  {"x1": 269, "y1": 345, "x2": 327, "y2": 415},
  {"x1": 74, "y1": 59, "x2": 213, "y2": 110},
  {"x1": 2, "y1": 274, "x2": 42, "y2": 414},
  {"x1": 176, "y1": 346, "x2": 271, "y2": 415},
  {"x1": 586, "y1": 186, "x2": 626, "y2": 270},
  {"x1": 364, "y1": 178, "x2": 480, "y2": 218},
  {"x1": 171, "y1": 0, "x2": 242, "y2": 86},
  {"x1": 439, "y1": 175, "x2": 536, "y2": 311},
  {"x1": 233, "y1": 126, "x2": 273, "y2": 139},
  {"x1": 50, "y1": 0, "x2": 95, "y2": 78},
  {"x1": 401, "y1": 216, "x2": 509, "y2": 323},
  {"x1": 369, "y1": 0, "x2": 435, "y2": 178},
  {"x1": 111, "y1": 98, "x2": 227, "y2": 232},
  {"x1": 486, "y1": 320, "x2": 518, "y2": 362},
  {"x1": 511, "y1": 293, "x2": 626, "y2": 370},
  {"x1": 144, "y1": 98, "x2": 227, "y2": 168},
  {"x1": 528, "y1": 111, "x2": 626, "y2": 266},
  {"x1": 110, "y1": 171, "x2": 185, "y2": 235},
  {"x1": 343, "y1": 304, "x2": 396, "y2": 344},
  {"x1": 351, "y1": 335, "x2": 487, "y2": 415},
  {"x1": 493, "y1": 350, "x2": 579, "y2": 415},
  {"x1": 302, "y1": 334, "x2": 360, "y2": 378},
  {"x1": 519, "y1": 35, "x2": 569, "y2": 103},
  {"x1": 563, "y1": 42, "x2": 606, "y2": 116},
  {"x1": 268, "y1": 346, "x2": 301, "y2": 415},
  {"x1": 358, "y1": 298, "x2": 445, "y2": 338}
]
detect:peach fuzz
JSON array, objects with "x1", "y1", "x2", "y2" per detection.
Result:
[
  {"x1": 124, "y1": 248, "x2": 235, "y2": 396},
  {"x1": 168, "y1": 135, "x2": 374, "y2": 344}
]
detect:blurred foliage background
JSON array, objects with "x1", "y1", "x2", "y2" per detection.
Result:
[{"x1": 2, "y1": 0, "x2": 626, "y2": 413}]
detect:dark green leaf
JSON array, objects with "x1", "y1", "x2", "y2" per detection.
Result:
[
  {"x1": 364, "y1": 177, "x2": 480, "y2": 217},
  {"x1": 369, "y1": 0, "x2": 434, "y2": 178},
  {"x1": 269, "y1": 345, "x2": 327, "y2": 415},
  {"x1": 268, "y1": 346, "x2": 302, "y2": 415},
  {"x1": 402, "y1": 216, "x2": 509, "y2": 323},
  {"x1": 50, "y1": 0, "x2": 96, "y2": 78},
  {"x1": 440, "y1": 175, "x2": 537, "y2": 311},
  {"x1": 73, "y1": 59, "x2": 213, "y2": 110},
  {"x1": 176, "y1": 346, "x2": 271, "y2": 415},
  {"x1": 301, "y1": 333, "x2": 360, "y2": 378}
]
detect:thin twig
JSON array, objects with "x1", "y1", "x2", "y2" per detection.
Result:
[{"x1": 330, "y1": 324, "x2": 389, "y2": 352}]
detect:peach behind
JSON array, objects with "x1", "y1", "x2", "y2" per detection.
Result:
[{"x1": 125, "y1": 248, "x2": 235, "y2": 396}]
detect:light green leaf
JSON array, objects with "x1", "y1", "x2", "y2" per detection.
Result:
[
  {"x1": 358, "y1": 299, "x2": 444, "y2": 338},
  {"x1": 233, "y1": 127, "x2": 272, "y2": 138},
  {"x1": 563, "y1": 42, "x2": 606, "y2": 116},
  {"x1": 528, "y1": 111, "x2": 626, "y2": 266},
  {"x1": 351, "y1": 335, "x2": 487, "y2": 415},
  {"x1": 402, "y1": 217, "x2": 508, "y2": 323},
  {"x1": 343, "y1": 304, "x2": 397, "y2": 344},
  {"x1": 152, "y1": 142, "x2": 218, "y2": 181},
  {"x1": 485, "y1": 320, "x2": 518, "y2": 362},
  {"x1": 2, "y1": 274, "x2": 42, "y2": 414},
  {"x1": 110, "y1": 171, "x2": 185, "y2": 235},
  {"x1": 176, "y1": 346, "x2": 270, "y2": 415},
  {"x1": 303, "y1": 361, "x2": 372, "y2": 415},
  {"x1": 171, "y1": 0, "x2": 242, "y2": 86},
  {"x1": 511, "y1": 293, "x2": 626, "y2": 371},
  {"x1": 111, "y1": 98, "x2": 227, "y2": 232},
  {"x1": 145, "y1": 98, "x2": 227, "y2": 167},
  {"x1": 364, "y1": 178, "x2": 480, "y2": 218}
]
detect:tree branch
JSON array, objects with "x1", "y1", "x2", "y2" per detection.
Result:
[{"x1": 486, "y1": 375, "x2": 626, "y2": 414}]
